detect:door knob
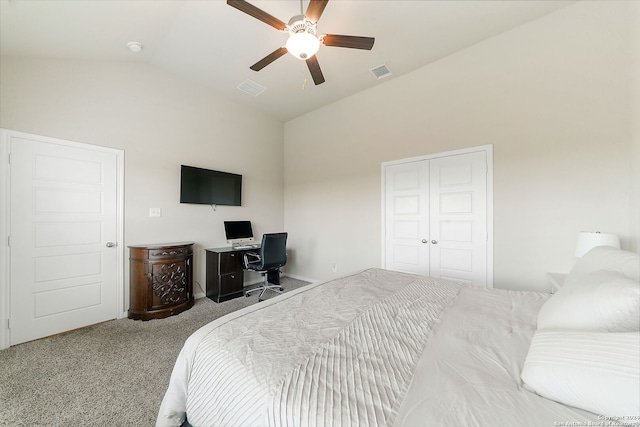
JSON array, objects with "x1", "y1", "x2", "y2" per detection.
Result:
[
  {"x1": 431, "y1": 240, "x2": 438, "y2": 244},
  {"x1": 421, "y1": 239, "x2": 428, "y2": 244},
  {"x1": 106, "y1": 242, "x2": 117, "y2": 248}
]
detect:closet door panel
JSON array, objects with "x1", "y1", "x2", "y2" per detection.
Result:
[
  {"x1": 384, "y1": 161, "x2": 430, "y2": 275},
  {"x1": 429, "y1": 151, "x2": 487, "y2": 286}
]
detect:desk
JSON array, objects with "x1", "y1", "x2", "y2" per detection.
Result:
[{"x1": 205, "y1": 246, "x2": 280, "y2": 303}]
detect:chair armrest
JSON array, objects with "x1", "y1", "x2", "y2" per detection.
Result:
[{"x1": 243, "y1": 252, "x2": 261, "y2": 267}]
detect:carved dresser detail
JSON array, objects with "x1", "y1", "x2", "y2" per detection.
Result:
[{"x1": 128, "y1": 242, "x2": 195, "y2": 320}]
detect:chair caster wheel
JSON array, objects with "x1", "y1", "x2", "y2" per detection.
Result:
[
  {"x1": 245, "y1": 294, "x2": 250, "y2": 298},
  {"x1": 279, "y1": 288, "x2": 283, "y2": 291}
]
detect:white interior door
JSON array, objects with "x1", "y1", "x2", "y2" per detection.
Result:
[
  {"x1": 9, "y1": 134, "x2": 121, "y2": 345},
  {"x1": 384, "y1": 161, "x2": 430, "y2": 275},
  {"x1": 429, "y1": 151, "x2": 487, "y2": 286},
  {"x1": 383, "y1": 147, "x2": 491, "y2": 287}
]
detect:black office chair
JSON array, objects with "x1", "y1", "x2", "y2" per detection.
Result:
[{"x1": 243, "y1": 232, "x2": 288, "y2": 301}]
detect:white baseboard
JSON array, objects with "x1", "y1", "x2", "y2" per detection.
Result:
[{"x1": 285, "y1": 274, "x2": 318, "y2": 284}]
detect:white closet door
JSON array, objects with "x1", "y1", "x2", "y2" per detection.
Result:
[
  {"x1": 429, "y1": 151, "x2": 487, "y2": 286},
  {"x1": 9, "y1": 134, "x2": 120, "y2": 345},
  {"x1": 383, "y1": 149, "x2": 489, "y2": 287},
  {"x1": 384, "y1": 161, "x2": 430, "y2": 275}
]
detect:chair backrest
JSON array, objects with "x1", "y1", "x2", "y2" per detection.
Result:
[{"x1": 258, "y1": 232, "x2": 288, "y2": 270}]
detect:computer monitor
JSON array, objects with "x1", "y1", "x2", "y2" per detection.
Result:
[{"x1": 224, "y1": 221, "x2": 254, "y2": 245}]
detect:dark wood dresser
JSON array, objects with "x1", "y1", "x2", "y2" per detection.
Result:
[{"x1": 128, "y1": 242, "x2": 194, "y2": 320}]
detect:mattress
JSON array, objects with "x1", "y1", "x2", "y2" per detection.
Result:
[{"x1": 156, "y1": 268, "x2": 602, "y2": 427}]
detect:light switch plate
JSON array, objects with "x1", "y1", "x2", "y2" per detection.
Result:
[{"x1": 149, "y1": 208, "x2": 161, "y2": 217}]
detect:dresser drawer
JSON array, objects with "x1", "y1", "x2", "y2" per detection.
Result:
[
  {"x1": 219, "y1": 251, "x2": 243, "y2": 274},
  {"x1": 148, "y1": 245, "x2": 193, "y2": 260}
]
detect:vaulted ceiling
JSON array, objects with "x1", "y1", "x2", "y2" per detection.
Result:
[{"x1": 0, "y1": 0, "x2": 573, "y2": 121}]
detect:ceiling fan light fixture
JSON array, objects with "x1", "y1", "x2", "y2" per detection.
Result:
[
  {"x1": 285, "y1": 16, "x2": 319, "y2": 60},
  {"x1": 286, "y1": 32, "x2": 320, "y2": 60}
]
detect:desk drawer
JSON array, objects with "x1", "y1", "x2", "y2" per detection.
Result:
[
  {"x1": 219, "y1": 273, "x2": 243, "y2": 296},
  {"x1": 219, "y1": 252, "x2": 243, "y2": 274}
]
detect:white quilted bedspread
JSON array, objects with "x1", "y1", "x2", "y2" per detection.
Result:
[
  {"x1": 265, "y1": 276, "x2": 459, "y2": 427},
  {"x1": 157, "y1": 269, "x2": 460, "y2": 427},
  {"x1": 157, "y1": 268, "x2": 605, "y2": 427}
]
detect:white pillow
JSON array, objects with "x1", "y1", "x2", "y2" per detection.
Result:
[
  {"x1": 521, "y1": 329, "x2": 640, "y2": 417},
  {"x1": 537, "y1": 269, "x2": 640, "y2": 332},
  {"x1": 568, "y1": 246, "x2": 639, "y2": 281}
]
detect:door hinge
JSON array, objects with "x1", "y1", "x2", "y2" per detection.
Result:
[
  {"x1": 7, "y1": 235, "x2": 10, "y2": 247},
  {"x1": 7, "y1": 318, "x2": 11, "y2": 329},
  {"x1": 7, "y1": 153, "x2": 11, "y2": 164}
]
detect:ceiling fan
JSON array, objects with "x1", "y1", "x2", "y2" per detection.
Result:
[{"x1": 227, "y1": 0, "x2": 375, "y2": 85}]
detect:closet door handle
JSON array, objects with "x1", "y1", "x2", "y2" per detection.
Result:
[
  {"x1": 431, "y1": 240, "x2": 438, "y2": 244},
  {"x1": 421, "y1": 239, "x2": 428, "y2": 244}
]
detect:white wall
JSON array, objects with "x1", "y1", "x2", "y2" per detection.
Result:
[
  {"x1": 0, "y1": 57, "x2": 285, "y2": 305},
  {"x1": 631, "y1": 2, "x2": 640, "y2": 255},
  {"x1": 284, "y1": 1, "x2": 639, "y2": 291}
]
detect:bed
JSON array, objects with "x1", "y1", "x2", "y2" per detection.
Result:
[{"x1": 156, "y1": 247, "x2": 640, "y2": 427}]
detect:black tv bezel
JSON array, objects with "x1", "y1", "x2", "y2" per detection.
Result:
[{"x1": 179, "y1": 165, "x2": 242, "y2": 206}]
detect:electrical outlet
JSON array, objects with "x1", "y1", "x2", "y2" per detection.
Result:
[
  {"x1": 332, "y1": 263, "x2": 338, "y2": 273},
  {"x1": 149, "y1": 208, "x2": 161, "y2": 217}
]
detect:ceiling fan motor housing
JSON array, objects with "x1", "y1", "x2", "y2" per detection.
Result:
[{"x1": 286, "y1": 15, "x2": 320, "y2": 60}]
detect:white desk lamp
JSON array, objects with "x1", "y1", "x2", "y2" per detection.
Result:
[{"x1": 574, "y1": 231, "x2": 620, "y2": 258}]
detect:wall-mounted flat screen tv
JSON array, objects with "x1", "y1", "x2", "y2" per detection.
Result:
[{"x1": 180, "y1": 165, "x2": 242, "y2": 206}]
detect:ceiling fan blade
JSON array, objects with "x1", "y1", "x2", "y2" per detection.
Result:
[
  {"x1": 306, "y1": 56, "x2": 325, "y2": 85},
  {"x1": 305, "y1": 0, "x2": 329, "y2": 23},
  {"x1": 250, "y1": 47, "x2": 288, "y2": 71},
  {"x1": 322, "y1": 34, "x2": 375, "y2": 50},
  {"x1": 227, "y1": 0, "x2": 286, "y2": 31}
]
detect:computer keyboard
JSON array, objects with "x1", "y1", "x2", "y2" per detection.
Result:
[{"x1": 234, "y1": 244, "x2": 257, "y2": 250}]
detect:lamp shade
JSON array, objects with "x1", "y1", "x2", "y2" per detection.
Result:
[{"x1": 574, "y1": 231, "x2": 620, "y2": 257}]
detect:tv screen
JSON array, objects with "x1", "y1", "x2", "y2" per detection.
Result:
[{"x1": 180, "y1": 165, "x2": 242, "y2": 206}]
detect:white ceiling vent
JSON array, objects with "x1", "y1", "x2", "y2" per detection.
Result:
[
  {"x1": 370, "y1": 64, "x2": 392, "y2": 80},
  {"x1": 237, "y1": 79, "x2": 267, "y2": 97}
]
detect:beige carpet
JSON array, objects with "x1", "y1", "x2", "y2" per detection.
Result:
[{"x1": 0, "y1": 277, "x2": 310, "y2": 427}]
